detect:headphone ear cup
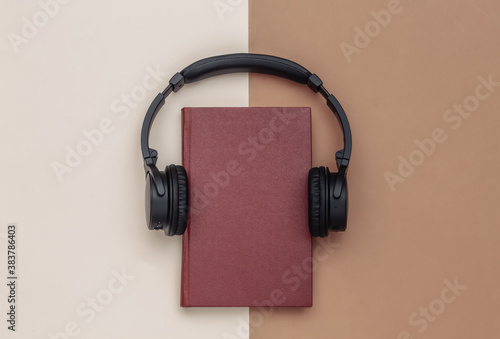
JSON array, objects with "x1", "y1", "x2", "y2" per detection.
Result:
[
  {"x1": 308, "y1": 167, "x2": 328, "y2": 237},
  {"x1": 174, "y1": 165, "x2": 189, "y2": 235},
  {"x1": 327, "y1": 171, "x2": 348, "y2": 232},
  {"x1": 145, "y1": 170, "x2": 169, "y2": 231}
]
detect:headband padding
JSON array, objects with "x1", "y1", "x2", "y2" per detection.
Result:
[{"x1": 181, "y1": 53, "x2": 312, "y2": 84}]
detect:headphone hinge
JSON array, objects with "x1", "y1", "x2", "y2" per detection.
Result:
[
  {"x1": 143, "y1": 156, "x2": 165, "y2": 196},
  {"x1": 144, "y1": 148, "x2": 158, "y2": 167},
  {"x1": 336, "y1": 150, "x2": 349, "y2": 172},
  {"x1": 333, "y1": 153, "x2": 348, "y2": 199}
]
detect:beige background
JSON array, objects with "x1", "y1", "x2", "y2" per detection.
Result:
[
  {"x1": 250, "y1": 0, "x2": 500, "y2": 338},
  {"x1": 0, "y1": 1, "x2": 249, "y2": 338},
  {"x1": 1, "y1": 0, "x2": 499, "y2": 338}
]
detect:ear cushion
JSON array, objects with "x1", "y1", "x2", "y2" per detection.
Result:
[
  {"x1": 163, "y1": 165, "x2": 189, "y2": 236},
  {"x1": 164, "y1": 165, "x2": 177, "y2": 236},
  {"x1": 308, "y1": 168, "x2": 321, "y2": 237},
  {"x1": 174, "y1": 165, "x2": 189, "y2": 235},
  {"x1": 308, "y1": 167, "x2": 328, "y2": 237}
]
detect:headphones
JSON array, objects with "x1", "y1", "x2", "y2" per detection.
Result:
[{"x1": 141, "y1": 53, "x2": 352, "y2": 238}]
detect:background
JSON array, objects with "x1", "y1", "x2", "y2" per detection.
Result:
[{"x1": 1, "y1": 0, "x2": 499, "y2": 338}]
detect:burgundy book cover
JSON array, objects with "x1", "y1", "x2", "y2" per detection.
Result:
[{"x1": 181, "y1": 107, "x2": 312, "y2": 307}]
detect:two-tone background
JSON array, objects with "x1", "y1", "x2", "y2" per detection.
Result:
[{"x1": 1, "y1": 1, "x2": 499, "y2": 338}]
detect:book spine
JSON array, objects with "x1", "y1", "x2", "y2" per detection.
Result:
[{"x1": 180, "y1": 108, "x2": 191, "y2": 307}]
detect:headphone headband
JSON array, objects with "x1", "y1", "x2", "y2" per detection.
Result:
[{"x1": 141, "y1": 53, "x2": 352, "y2": 196}]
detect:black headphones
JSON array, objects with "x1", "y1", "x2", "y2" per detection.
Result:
[{"x1": 141, "y1": 53, "x2": 352, "y2": 238}]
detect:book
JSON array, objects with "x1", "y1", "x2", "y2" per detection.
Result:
[{"x1": 181, "y1": 107, "x2": 312, "y2": 307}]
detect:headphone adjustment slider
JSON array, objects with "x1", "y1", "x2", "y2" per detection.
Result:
[
  {"x1": 169, "y1": 73, "x2": 185, "y2": 92},
  {"x1": 307, "y1": 74, "x2": 323, "y2": 93}
]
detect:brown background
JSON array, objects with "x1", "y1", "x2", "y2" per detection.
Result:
[{"x1": 249, "y1": 0, "x2": 500, "y2": 338}]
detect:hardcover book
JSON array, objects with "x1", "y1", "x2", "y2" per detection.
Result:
[{"x1": 181, "y1": 107, "x2": 312, "y2": 307}]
